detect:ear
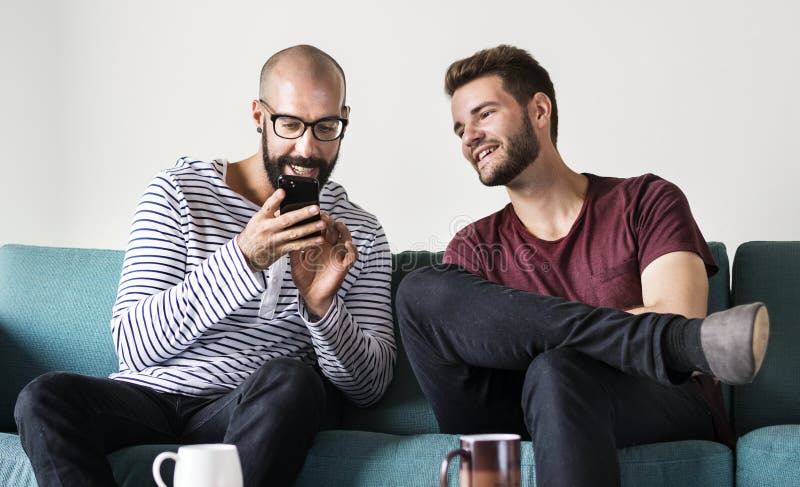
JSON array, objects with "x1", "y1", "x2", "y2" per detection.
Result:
[
  {"x1": 340, "y1": 105, "x2": 351, "y2": 137},
  {"x1": 527, "y1": 93, "x2": 552, "y2": 130},
  {"x1": 251, "y1": 99, "x2": 264, "y2": 128}
]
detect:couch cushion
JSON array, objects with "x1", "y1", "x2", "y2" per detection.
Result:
[
  {"x1": 108, "y1": 444, "x2": 178, "y2": 487},
  {"x1": 0, "y1": 430, "x2": 733, "y2": 487},
  {"x1": 0, "y1": 245, "x2": 123, "y2": 432},
  {"x1": 0, "y1": 433, "x2": 35, "y2": 487},
  {"x1": 736, "y1": 425, "x2": 800, "y2": 486},
  {"x1": 295, "y1": 430, "x2": 732, "y2": 487},
  {"x1": 731, "y1": 241, "x2": 800, "y2": 434},
  {"x1": 0, "y1": 432, "x2": 178, "y2": 487}
]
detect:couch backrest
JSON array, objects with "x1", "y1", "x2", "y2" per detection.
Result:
[
  {"x1": 731, "y1": 241, "x2": 800, "y2": 435},
  {"x1": 707, "y1": 242, "x2": 731, "y2": 314},
  {"x1": 0, "y1": 244, "x2": 123, "y2": 432}
]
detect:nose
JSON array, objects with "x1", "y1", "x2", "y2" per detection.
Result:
[
  {"x1": 293, "y1": 129, "x2": 318, "y2": 158},
  {"x1": 462, "y1": 122, "x2": 483, "y2": 151}
]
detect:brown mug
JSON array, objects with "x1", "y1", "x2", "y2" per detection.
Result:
[{"x1": 440, "y1": 433, "x2": 521, "y2": 487}]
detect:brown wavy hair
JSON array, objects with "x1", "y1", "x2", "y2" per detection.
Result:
[{"x1": 445, "y1": 45, "x2": 558, "y2": 144}]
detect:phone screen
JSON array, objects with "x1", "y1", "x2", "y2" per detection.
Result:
[{"x1": 277, "y1": 175, "x2": 321, "y2": 238}]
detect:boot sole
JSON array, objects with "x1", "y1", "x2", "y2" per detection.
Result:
[{"x1": 752, "y1": 305, "x2": 770, "y2": 375}]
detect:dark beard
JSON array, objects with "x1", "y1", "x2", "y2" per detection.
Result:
[
  {"x1": 261, "y1": 127, "x2": 339, "y2": 191},
  {"x1": 480, "y1": 113, "x2": 539, "y2": 187}
]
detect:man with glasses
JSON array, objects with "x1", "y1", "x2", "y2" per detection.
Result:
[{"x1": 15, "y1": 45, "x2": 394, "y2": 487}]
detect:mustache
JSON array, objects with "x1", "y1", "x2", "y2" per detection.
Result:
[{"x1": 277, "y1": 155, "x2": 327, "y2": 169}]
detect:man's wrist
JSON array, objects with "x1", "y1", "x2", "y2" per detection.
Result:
[
  {"x1": 302, "y1": 296, "x2": 334, "y2": 322},
  {"x1": 235, "y1": 235, "x2": 264, "y2": 272}
]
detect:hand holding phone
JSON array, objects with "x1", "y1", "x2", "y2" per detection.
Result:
[
  {"x1": 236, "y1": 176, "x2": 324, "y2": 272},
  {"x1": 278, "y1": 175, "x2": 321, "y2": 238}
]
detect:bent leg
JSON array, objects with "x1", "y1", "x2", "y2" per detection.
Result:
[
  {"x1": 182, "y1": 358, "x2": 325, "y2": 487},
  {"x1": 522, "y1": 349, "x2": 714, "y2": 487},
  {"x1": 14, "y1": 372, "x2": 179, "y2": 487},
  {"x1": 398, "y1": 264, "x2": 691, "y2": 385}
]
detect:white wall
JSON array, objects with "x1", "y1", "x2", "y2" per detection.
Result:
[{"x1": 2, "y1": 0, "x2": 799, "y2": 256}]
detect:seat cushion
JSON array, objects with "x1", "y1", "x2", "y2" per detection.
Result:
[
  {"x1": 108, "y1": 444, "x2": 178, "y2": 487},
  {"x1": 0, "y1": 433, "x2": 35, "y2": 487},
  {"x1": 0, "y1": 432, "x2": 178, "y2": 487},
  {"x1": 736, "y1": 425, "x2": 800, "y2": 487},
  {"x1": 295, "y1": 430, "x2": 732, "y2": 487}
]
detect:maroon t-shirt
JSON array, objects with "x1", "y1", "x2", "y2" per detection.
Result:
[
  {"x1": 444, "y1": 173, "x2": 733, "y2": 445},
  {"x1": 445, "y1": 173, "x2": 718, "y2": 308}
]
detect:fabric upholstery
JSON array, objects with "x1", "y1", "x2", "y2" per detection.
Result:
[
  {"x1": 731, "y1": 241, "x2": 800, "y2": 435},
  {"x1": 737, "y1": 425, "x2": 800, "y2": 487},
  {"x1": 0, "y1": 245, "x2": 122, "y2": 432},
  {"x1": 0, "y1": 434, "x2": 35, "y2": 487},
  {"x1": 294, "y1": 431, "x2": 732, "y2": 487},
  {"x1": 1, "y1": 242, "x2": 796, "y2": 487}
]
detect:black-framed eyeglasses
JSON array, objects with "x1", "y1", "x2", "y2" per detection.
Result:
[{"x1": 259, "y1": 99, "x2": 348, "y2": 142}]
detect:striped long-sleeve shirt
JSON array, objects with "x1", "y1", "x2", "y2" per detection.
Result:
[{"x1": 110, "y1": 157, "x2": 395, "y2": 406}]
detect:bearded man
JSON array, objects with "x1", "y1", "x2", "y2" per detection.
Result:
[
  {"x1": 15, "y1": 44, "x2": 394, "y2": 487},
  {"x1": 397, "y1": 44, "x2": 769, "y2": 487}
]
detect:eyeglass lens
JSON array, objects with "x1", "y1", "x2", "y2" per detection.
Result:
[{"x1": 274, "y1": 116, "x2": 343, "y2": 141}]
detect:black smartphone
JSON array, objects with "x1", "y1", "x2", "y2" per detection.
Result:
[{"x1": 277, "y1": 175, "x2": 321, "y2": 238}]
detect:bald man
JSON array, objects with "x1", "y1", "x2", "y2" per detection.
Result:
[{"x1": 15, "y1": 45, "x2": 395, "y2": 486}]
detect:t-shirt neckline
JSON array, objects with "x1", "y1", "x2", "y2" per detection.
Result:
[{"x1": 507, "y1": 173, "x2": 596, "y2": 245}]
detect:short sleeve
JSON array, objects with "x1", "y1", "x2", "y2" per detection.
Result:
[
  {"x1": 443, "y1": 225, "x2": 487, "y2": 278},
  {"x1": 634, "y1": 176, "x2": 718, "y2": 277}
]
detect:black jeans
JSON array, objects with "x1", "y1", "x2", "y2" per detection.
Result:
[
  {"x1": 397, "y1": 265, "x2": 715, "y2": 487},
  {"x1": 14, "y1": 357, "x2": 325, "y2": 487}
]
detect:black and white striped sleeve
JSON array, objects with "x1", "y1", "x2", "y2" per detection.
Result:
[
  {"x1": 110, "y1": 174, "x2": 265, "y2": 372},
  {"x1": 299, "y1": 228, "x2": 395, "y2": 407}
]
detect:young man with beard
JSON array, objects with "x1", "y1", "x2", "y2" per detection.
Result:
[
  {"x1": 396, "y1": 45, "x2": 769, "y2": 487},
  {"x1": 15, "y1": 45, "x2": 394, "y2": 487}
]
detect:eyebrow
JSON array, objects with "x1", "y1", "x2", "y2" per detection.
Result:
[{"x1": 453, "y1": 101, "x2": 500, "y2": 134}]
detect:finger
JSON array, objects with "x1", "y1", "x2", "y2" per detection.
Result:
[
  {"x1": 278, "y1": 234, "x2": 325, "y2": 255},
  {"x1": 261, "y1": 189, "x2": 285, "y2": 217},
  {"x1": 318, "y1": 212, "x2": 333, "y2": 240},
  {"x1": 340, "y1": 240, "x2": 358, "y2": 271},
  {"x1": 322, "y1": 213, "x2": 338, "y2": 245},
  {"x1": 274, "y1": 219, "x2": 326, "y2": 244},
  {"x1": 335, "y1": 221, "x2": 352, "y2": 244},
  {"x1": 276, "y1": 204, "x2": 321, "y2": 229}
]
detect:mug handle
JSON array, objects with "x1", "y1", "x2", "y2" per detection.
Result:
[
  {"x1": 440, "y1": 448, "x2": 469, "y2": 487},
  {"x1": 152, "y1": 451, "x2": 179, "y2": 487}
]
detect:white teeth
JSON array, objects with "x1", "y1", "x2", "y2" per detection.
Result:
[
  {"x1": 291, "y1": 164, "x2": 312, "y2": 174},
  {"x1": 478, "y1": 147, "x2": 496, "y2": 161}
]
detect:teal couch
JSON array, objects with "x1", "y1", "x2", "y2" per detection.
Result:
[{"x1": 1, "y1": 242, "x2": 798, "y2": 486}]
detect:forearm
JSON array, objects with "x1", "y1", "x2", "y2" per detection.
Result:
[
  {"x1": 625, "y1": 302, "x2": 706, "y2": 319},
  {"x1": 302, "y1": 295, "x2": 395, "y2": 406}
]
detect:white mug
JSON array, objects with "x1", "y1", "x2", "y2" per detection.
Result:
[{"x1": 152, "y1": 443, "x2": 243, "y2": 487}]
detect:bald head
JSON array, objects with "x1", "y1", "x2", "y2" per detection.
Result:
[{"x1": 259, "y1": 45, "x2": 346, "y2": 107}]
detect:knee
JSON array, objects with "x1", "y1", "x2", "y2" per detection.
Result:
[
  {"x1": 522, "y1": 349, "x2": 605, "y2": 411},
  {"x1": 396, "y1": 264, "x2": 463, "y2": 332},
  {"x1": 15, "y1": 372, "x2": 77, "y2": 428},
  {"x1": 248, "y1": 358, "x2": 324, "y2": 407}
]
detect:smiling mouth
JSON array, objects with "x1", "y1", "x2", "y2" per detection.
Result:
[
  {"x1": 288, "y1": 164, "x2": 317, "y2": 176},
  {"x1": 477, "y1": 146, "x2": 498, "y2": 162}
]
